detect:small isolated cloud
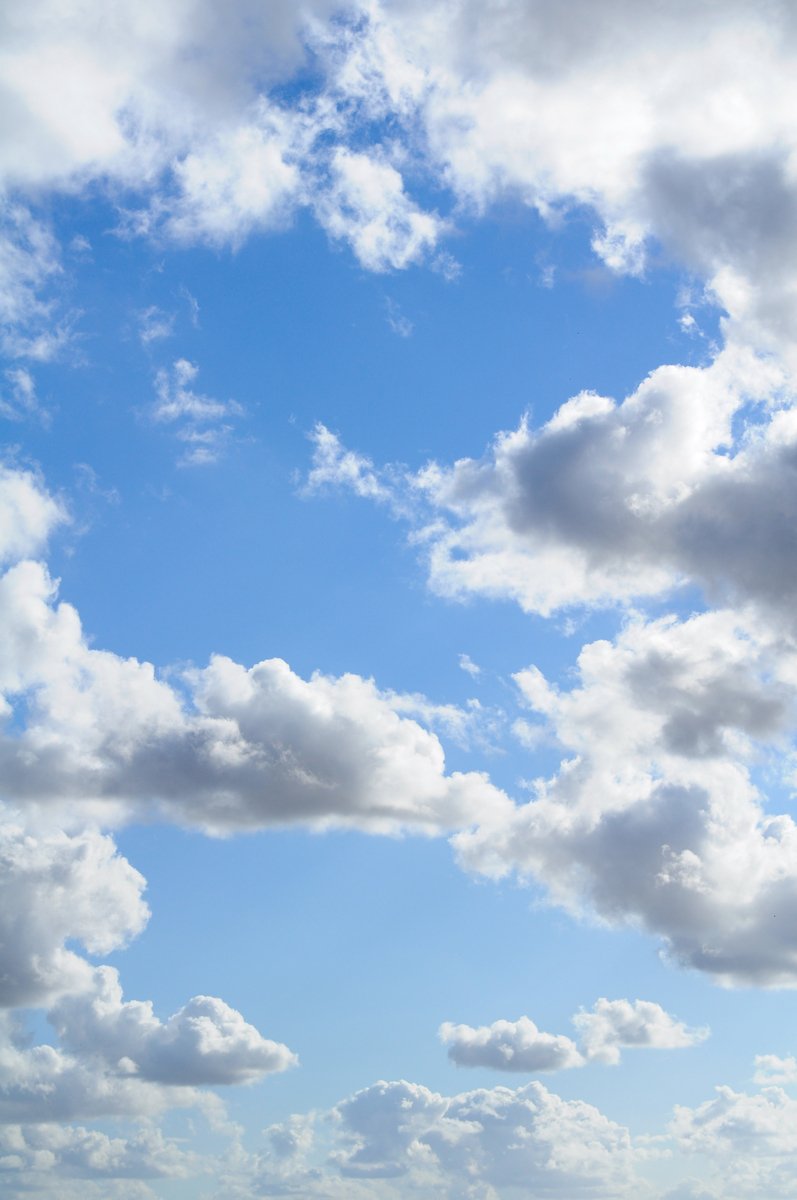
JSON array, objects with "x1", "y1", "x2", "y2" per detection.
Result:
[
  {"x1": 0, "y1": 367, "x2": 43, "y2": 422},
  {"x1": 385, "y1": 296, "x2": 413, "y2": 337},
  {"x1": 440, "y1": 1016, "x2": 584, "y2": 1072},
  {"x1": 573, "y1": 998, "x2": 709, "y2": 1065},
  {"x1": 152, "y1": 358, "x2": 242, "y2": 465},
  {"x1": 440, "y1": 999, "x2": 705, "y2": 1073},
  {"x1": 303, "y1": 422, "x2": 391, "y2": 501},
  {"x1": 137, "y1": 306, "x2": 175, "y2": 345},
  {"x1": 458, "y1": 652, "x2": 481, "y2": 678},
  {"x1": 0, "y1": 824, "x2": 149, "y2": 1009}
]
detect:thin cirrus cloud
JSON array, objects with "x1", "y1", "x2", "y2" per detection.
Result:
[{"x1": 440, "y1": 998, "x2": 707, "y2": 1072}]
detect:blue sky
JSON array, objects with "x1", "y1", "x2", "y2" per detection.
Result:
[{"x1": 3, "y1": 3, "x2": 797, "y2": 1198}]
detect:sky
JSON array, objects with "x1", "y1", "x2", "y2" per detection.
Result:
[{"x1": 3, "y1": 1, "x2": 797, "y2": 1197}]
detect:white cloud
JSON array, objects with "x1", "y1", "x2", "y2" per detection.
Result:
[
  {"x1": 458, "y1": 652, "x2": 480, "y2": 678},
  {"x1": 0, "y1": 1123, "x2": 195, "y2": 1185},
  {"x1": 304, "y1": 423, "x2": 391, "y2": 501},
  {"x1": 440, "y1": 999, "x2": 705, "y2": 1072},
  {"x1": 454, "y1": 607, "x2": 797, "y2": 985},
  {"x1": 0, "y1": 205, "x2": 68, "y2": 361},
  {"x1": 440, "y1": 1015, "x2": 584, "y2": 1072},
  {"x1": 0, "y1": 559, "x2": 511, "y2": 836},
  {"x1": 0, "y1": 1019, "x2": 208, "y2": 1123},
  {"x1": 407, "y1": 348, "x2": 796, "y2": 619},
  {"x1": 671, "y1": 1085, "x2": 797, "y2": 1197},
  {"x1": 137, "y1": 306, "x2": 174, "y2": 345},
  {"x1": 0, "y1": 823, "x2": 148, "y2": 1008},
  {"x1": 0, "y1": 465, "x2": 64, "y2": 565},
  {"x1": 0, "y1": 367, "x2": 42, "y2": 422},
  {"x1": 50, "y1": 966, "x2": 297, "y2": 1086},
  {"x1": 753, "y1": 1055, "x2": 797, "y2": 1086},
  {"x1": 163, "y1": 114, "x2": 301, "y2": 248},
  {"x1": 331, "y1": 1077, "x2": 641, "y2": 1195},
  {"x1": 151, "y1": 358, "x2": 242, "y2": 465},
  {"x1": 313, "y1": 147, "x2": 443, "y2": 272},
  {"x1": 573, "y1": 999, "x2": 708, "y2": 1065}
]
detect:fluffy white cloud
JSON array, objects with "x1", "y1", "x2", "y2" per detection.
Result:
[
  {"x1": 671, "y1": 1085, "x2": 797, "y2": 1197},
  {"x1": 753, "y1": 1055, "x2": 797, "y2": 1086},
  {"x1": 50, "y1": 966, "x2": 296, "y2": 1086},
  {"x1": 573, "y1": 999, "x2": 708, "y2": 1065},
  {"x1": 0, "y1": 1122, "x2": 195, "y2": 1184},
  {"x1": 313, "y1": 148, "x2": 444, "y2": 271},
  {"x1": 0, "y1": 823, "x2": 148, "y2": 1008},
  {"x1": 440, "y1": 1015, "x2": 584, "y2": 1072},
  {"x1": 0, "y1": 465, "x2": 64, "y2": 566},
  {"x1": 405, "y1": 348, "x2": 797, "y2": 620},
  {"x1": 454, "y1": 607, "x2": 797, "y2": 985},
  {"x1": 440, "y1": 999, "x2": 705, "y2": 1072},
  {"x1": 332, "y1": 1077, "x2": 641, "y2": 1194},
  {"x1": 0, "y1": 559, "x2": 510, "y2": 835},
  {"x1": 0, "y1": 1015, "x2": 206, "y2": 1123}
]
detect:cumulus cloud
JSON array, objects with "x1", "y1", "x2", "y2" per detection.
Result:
[
  {"x1": 440, "y1": 999, "x2": 705, "y2": 1072},
  {"x1": 0, "y1": 1015, "x2": 206, "y2": 1123},
  {"x1": 573, "y1": 998, "x2": 708, "y2": 1065},
  {"x1": 401, "y1": 348, "x2": 797, "y2": 620},
  {"x1": 753, "y1": 1055, "x2": 797, "y2": 1086},
  {"x1": 440, "y1": 1015, "x2": 584, "y2": 1072},
  {"x1": 454, "y1": 607, "x2": 797, "y2": 985},
  {"x1": 671, "y1": 1085, "x2": 797, "y2": 1197},
  {"x1": 0, "y1": 464, "x2": 64, "y2": 565},
  {"x1": 0, "y1": 823, "x2": 148, "y2": 1008},
  {"x1": 0, "y1": 1123, "x2": 195, "y2": 1185},
  {"x1": 0, "y1": 558, "x2": 510, "y2": 835},
  {"x1": 50, "y1": 966, "x2": 296, "y2": 1086},
  {"x1": 331, "y1": 1077, "x2": 641, "y2": 1195}
]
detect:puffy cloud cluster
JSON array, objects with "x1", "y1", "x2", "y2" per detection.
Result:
[
  {"x1": 332, "y1": 1077, "x2": 640, "y2": 1194},
  {"x1": 0, "y1": 554, "x2": 509, "y2": 835},
  {"x1": 440, "y1": 998, "x2": 705, "y2": 1072},
  {"x1": 671, "y1": 1086, "x2": 797, "y2": 1198},
  {"x1": 0, "y1": 1122, "x2": 195, "y2": 1186},
  {"x1": 380, "y1": 349, "x2": 795, "y2": 621},
  {"x1": 454, "y1": 606, "x2": 797, "y2": 985},
  {"x1": 0, "y1": 824, "x2": 148, "y2": 1008},
  {"x1": 573, "y1": 998, "x2": 708, "y2": 1066}
]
